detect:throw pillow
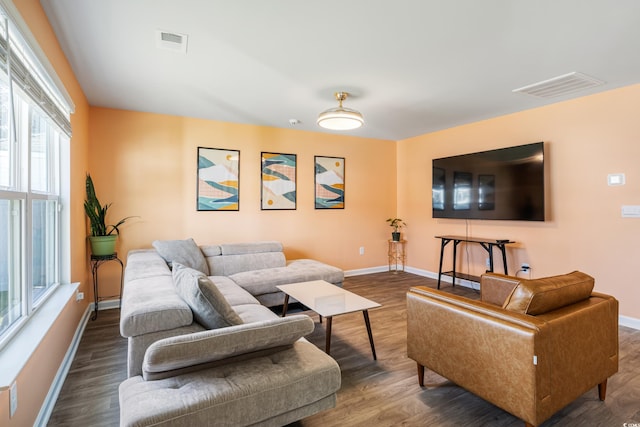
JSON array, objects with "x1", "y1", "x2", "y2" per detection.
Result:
[
  {"x1": 502, "y1": 271, "x2": 594, "y2": 315},
  {"x1": 153, "y1": 238, "x2": 209, "y2": 275},
  {"x1": 172, "y1": 263, "x2": 243, "y2": 329}
]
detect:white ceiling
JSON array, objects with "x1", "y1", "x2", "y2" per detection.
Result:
[{"x1": 41, "y1": 0, "x2": 640, "y2": 141}]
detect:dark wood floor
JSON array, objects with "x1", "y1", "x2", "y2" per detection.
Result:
[{"x1": 48, "y1": 272, "x2": 640, "y2": 426}]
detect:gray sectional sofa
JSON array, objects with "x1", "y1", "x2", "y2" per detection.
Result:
[{"x1": 118, "y1": 240, "x2": 343, "y2": 426}]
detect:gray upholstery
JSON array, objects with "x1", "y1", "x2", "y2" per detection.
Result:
[
  {"x1": 120, "y1": 269, "x2": 192, "y2": 338},
  {"x1": 127, "y1": 324, "x2": 206, "y2": 379},
  {"x1": 221, "y1": 241, "x2": 284, "y2": 255},
  {"x1": 172, "y1": 263, "x2": 244, "y2": 329},
  {"x1": 233, "y1": 303, "x2": 283, "y2": 324},
  {"x1": 209, "y1": 276, "x2": 259, "y2": 306},
  {"x1": 153, "y1": 238, "x2": 210, "y2": 275},
  {"x1": 120, "y1": 341, "x2": 341, "y2": 427},
  {"x1": 121, "y1": 244, "x2": 343, "y2": 377},
  {"x1": 142, "y1": 315, "x2": 314, "y2": 380},
  {"x1": 231, "y1": 260, "x2": 344, "y2": 298},
  {"x1": 200, "y1": 241, "x2": 342, "y2": 307},
  {"x1": 119, "y1": 241, "x2": 343, "y2": 426}
]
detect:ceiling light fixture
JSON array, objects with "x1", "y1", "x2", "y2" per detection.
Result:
[{"x1": 317, "y1": 92, "x2": 364, "y2": 130}]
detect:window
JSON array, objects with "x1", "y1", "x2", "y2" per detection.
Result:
[{"x1": 0, "y1": 7, "x2": 72, "y2": 347}]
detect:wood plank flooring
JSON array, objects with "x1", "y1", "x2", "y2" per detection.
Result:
[{"x1": 48, "y1": 272, "x2": 640, "y2": 426}]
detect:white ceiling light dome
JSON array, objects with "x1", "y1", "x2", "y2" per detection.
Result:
[{"x1": 317, "y1": 92, "x2": 364, "y2": 130}]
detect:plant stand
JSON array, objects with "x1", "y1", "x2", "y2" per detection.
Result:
[
  {"x1": 90, "y1": 253, "x2": 124, "y2": 320},
  {"x1": 388, "y1": 240, "x2": 406, "y2": 273}
]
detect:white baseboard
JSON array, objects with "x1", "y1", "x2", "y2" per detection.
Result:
[
  {"x1": 90, "y1": 298, "x2": 121, "y2": 312},
  {"x1": 619, "y1": 315, "x2": 640, "y2": 330},
  {"x1": 35, "y1": 304, "x2": 91, "y2": 426},
  {"x1": 344, "y1": 266, "x2": 389, "y2": 276},
  {"x1": 350, "y1": 265, "x2": 639, "y2": 330},
  {"x1": 404, "y1": 266, "x2": 481, "y2": 291}
]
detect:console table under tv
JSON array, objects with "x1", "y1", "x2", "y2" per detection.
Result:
[{"x1": 435, "y1": 235, "x2": 515, "y2": 289}]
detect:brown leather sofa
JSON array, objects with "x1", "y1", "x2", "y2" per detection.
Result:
[{"x1": 406, "y1": 271, "x2": 618, "y2": 427}]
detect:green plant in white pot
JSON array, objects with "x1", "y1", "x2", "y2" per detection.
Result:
[
  {"x1": 84, "y1": 173, "x2": 135, "y2": 256},
  {"x1": 386, "y1": 218, "x2": 406, "y2": 242}
]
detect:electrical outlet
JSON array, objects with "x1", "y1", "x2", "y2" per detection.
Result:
[
  {"x1": 359, "y1": 246, "x2": 365, "y2": 255},
  {"x1": 76, "y1": 291, "x2": 84, "y2": 301},
  {"x1": 521, "y1": 263, "x2": 530, "y2": 270},
  {"x1": 485, "y1": 258, "x2": 491, "y2": 268},
  {"x1": 10, "y1": 382, "x2": 17, "y2": 418}
]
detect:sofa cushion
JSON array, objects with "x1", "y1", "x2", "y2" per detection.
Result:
[
  {"x1": 172, "y1": 263, "x2": 243, "y2": 329},
  {"x1": 142, "y1": 315, "x2": 314, "y2": 380},
  {"x1": 214, "y1": 252, "x2": 286, "y2": 276},
  {"x1": 120, "y1": 274, "x2": 193, "y2": 337},
  {"x1": 121, "y1": 341, "x2": 341, "y2": 427},
  {"x1": 123, "y1": 249, "x2": 171, "y2": 282},
  {"x1": 233, "y1": 303, "x2": 279, "y2": 323},
  {"x1": 231, "y1": 260, "x2": 343, "y2": 297},
  {"x1": 220, "y1": 241, "x2": 283, "y2": 255},
  {"x1": 153, "y1": 238, "x2": 209, "y2": 275},
  {"x1": 206, "y1": 241, "x2": 286, "y2": 276},
  {"x1": 287, "y1": 259, "x2": 344, "y2": 285},
  {"x1": 209, "y1": 276, "x2": 260, "y2": 306},
  {"x1": 502, "y1": 271, "x2": 594, "y2": 315}
]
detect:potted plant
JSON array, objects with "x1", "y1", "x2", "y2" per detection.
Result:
[
  {"x1": 386, "y1": 218, "x2": 406, "y2": 241},
  {"x1": 84, "y1": 173, "x2": 135, "y2": 256}
]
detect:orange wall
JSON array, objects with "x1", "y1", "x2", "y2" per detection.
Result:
[
  {"x1": 88, "y1": 108, "x2": 398, "y2": 296},
  {"x1": 398, "y1": 84, "x2": 640, "y2": 319},
  {"x1": 4, "y1": 1, "x2": 640, "y2": 424},
  {"x1": 0, "y1": 1, "x2": 90, "y2": 426}
]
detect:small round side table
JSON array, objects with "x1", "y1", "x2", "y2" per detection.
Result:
[{"x1": 90, "y1": 253, "x2": 124, "y2": 321}]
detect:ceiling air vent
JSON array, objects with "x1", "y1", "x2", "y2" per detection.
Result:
[
  {"x1": 156, "y1": 30, "x2": 188, "y2": 54},
  {"x1": 512, "y1": 72, "x2": 604, "y2": 98}
]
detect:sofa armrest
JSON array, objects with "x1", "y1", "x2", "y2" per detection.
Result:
[
  {"x1": 142, "y1": 315, "x2": 314, "y2": 380},
  {"x1": 480, "y1": 272, "x2": 521, "y2": 306},
  {"x1": 120, "y1": 275, "x2": 194, "y2": 337}
]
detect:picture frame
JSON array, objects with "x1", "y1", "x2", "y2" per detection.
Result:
[
  {"x1": 197, "y1": 147, "x2": 240, "y2": 211},
  {"x1": 261, "y1": 152, "x2": 297, "y2": 210},
  {"x1": 315, "y1": 156, "x2": 345, "y2": 209}
]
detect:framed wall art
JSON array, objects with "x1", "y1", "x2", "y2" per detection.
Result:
[
  {"x1": 314, "y1": 156, "x2": 344, "y2": 209},
  {"x1": 261, "y1": 152, "x2": 297, "y2": 210},
  {"x1": 197, "y1": 147, "x2": 240, "y2": 211}
]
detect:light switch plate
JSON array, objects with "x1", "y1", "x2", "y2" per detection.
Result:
[
  {"x1": 621, "y1": 205, "x2": 640, "y2": 218},
  {"x1": 608, "y1": 173, "x2": 625, "y2": 186}
]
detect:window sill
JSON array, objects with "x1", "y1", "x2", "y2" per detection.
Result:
[{"x1": 0, "y1": 282, "x2": 79, "y2": 390}]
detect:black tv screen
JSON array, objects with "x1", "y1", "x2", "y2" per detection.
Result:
[{"x1": 432, "y1": 142, "x2": 545, "y2": 221}]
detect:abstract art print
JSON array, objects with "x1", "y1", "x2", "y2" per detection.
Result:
[
  {"x1": 197, "y1": 147, "x2": 240, "y2": 211},
  {"x1": 261, "y1": 152, "x2": 297, "y2": 210},
  {"x1": 315, "y1": 156, "x2": 344, "y2": 209}
]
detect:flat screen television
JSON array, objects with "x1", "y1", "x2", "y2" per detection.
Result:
[{"x1": 432, "y1": 142, "x2": 545, "y2": 221}]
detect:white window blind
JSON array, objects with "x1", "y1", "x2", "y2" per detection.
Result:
[{"x1": 0, "y1": 14, "x2": 71, "y2": 136}]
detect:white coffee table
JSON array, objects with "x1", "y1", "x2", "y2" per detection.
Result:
[{"x1": 276, "y1": 280, "x2": 381, "y2": 360}]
